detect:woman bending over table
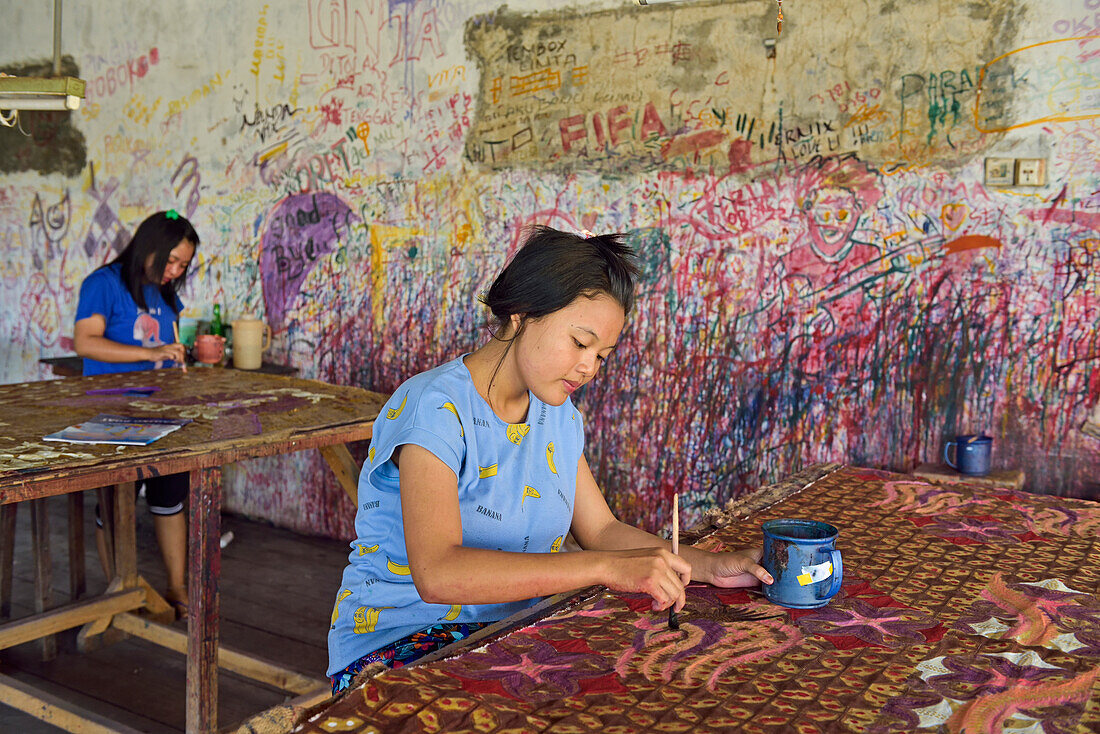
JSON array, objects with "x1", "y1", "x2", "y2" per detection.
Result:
[
  {"x1": 73, "y1": 209, "x2": 198, "y2": 618},
  {"x1": 327, "y1": 225, "x2": 772, "y2": 692}
]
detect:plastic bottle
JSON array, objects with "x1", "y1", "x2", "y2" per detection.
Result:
[{"x1": 211, "y1": 304, "x2": 224, "y2": 337}]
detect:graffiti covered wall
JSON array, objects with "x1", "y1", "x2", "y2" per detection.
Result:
[{"x1": 1, "y1": 0, "x2": 1097, "y2": 537}]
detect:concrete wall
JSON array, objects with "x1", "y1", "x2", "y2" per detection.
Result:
[{"x1": 2, "y1": 0, "x2": 1097, "y2": 537}]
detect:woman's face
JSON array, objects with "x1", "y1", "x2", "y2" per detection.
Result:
[
  {"x1": 145, "y1": 239, "x2": 196, "y2": 285},
  {"x1": 511, "y1": 293, "x2": 626, "y2": 406}
]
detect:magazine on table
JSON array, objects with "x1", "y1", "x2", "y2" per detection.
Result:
[{"x1": 43, "y1": 414, "x2": 192, "y2": 446}]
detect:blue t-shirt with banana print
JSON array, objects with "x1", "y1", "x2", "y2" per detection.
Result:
[{"x1": 327, "y1": 355, "x2": 584, "y2": 675}]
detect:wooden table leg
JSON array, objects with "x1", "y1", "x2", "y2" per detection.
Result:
[
  {"x1": 95, "y1": 487, "x2": 116, "y2": 581},
  {"x1": 69, "y1": 493, "x2": 86, "y2": 601},
  {"x1": 30, "y1": 499, "x2": 56, "y2": 661},
  {"x1": 187, "y1": 466, "x2": 222, "y2": 733},
  {"x1": 111, "y1": 483, "x2": 137, "y2": 587},
  {"x1": 0, "y1": 503, "x2": 15, "y2": 621},
  {"x1": 320, "y1": 444, "x2": 360, "y2": 504}
]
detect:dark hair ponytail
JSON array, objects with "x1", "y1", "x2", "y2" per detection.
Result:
[
  {"x1": 110, "y1": 211, "x2": 200, "y2": 312},
  {"x1": 482, "y1": 226, "x2": 638, "y2": 336}
]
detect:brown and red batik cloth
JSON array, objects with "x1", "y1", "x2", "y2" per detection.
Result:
[{"x1": 293, "y1": 464, "x2": 1100, "y2": 733}]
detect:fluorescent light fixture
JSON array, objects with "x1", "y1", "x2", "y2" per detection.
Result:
[{"x1": 0, "y1": 76, "x2": 85, "y2": 112}]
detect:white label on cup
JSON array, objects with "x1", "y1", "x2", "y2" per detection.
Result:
[{"x1": 796, "y1": 561, "x2": 833, "y2": 586}]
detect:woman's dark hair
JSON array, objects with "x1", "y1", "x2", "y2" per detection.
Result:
[
  {"x1": 482, "y1": 225, "x2": 639, "y2": 336},
  {"x1": 109, "y1": 211, "x2": 199, "y2": 313}
]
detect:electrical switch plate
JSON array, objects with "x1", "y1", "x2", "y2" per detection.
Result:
[
  {"x1": 984, "y1": 158, "x2": 1015, "y2": 186},
  {"x1": 1015, "y1": 158, "x2": 1047, "y2": 186}
]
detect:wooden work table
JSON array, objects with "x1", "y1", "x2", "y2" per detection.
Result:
[{"x1": 0, "y1": 367, "x2": 387, "y2": 733}]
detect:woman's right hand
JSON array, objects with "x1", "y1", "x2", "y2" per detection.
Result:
[
  {"x1": 147, "y1": 343, "x2": 187, "y2": 364},
  {"x1": 601, "y1": 548, "x2": 692, "y2": 612}
]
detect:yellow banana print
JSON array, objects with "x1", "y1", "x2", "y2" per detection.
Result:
[
  {"x1": 479, "y1": 464, "x2": 498, "y2": 478},
  {"x1": 441, "y1": 604, "x2": 462, "y2": 621},
  {"x1": 546, "y1": 442, "x2": 557, "y2": 475},
  {"x1": 353, "y1": 605, "x2": 393, "y2": 634},
  {"x1": 368, "y1": 446, "x2": 375, "y2": 464},
  {"x1": 506, "y1": 423, "x2": 530, "y2": 446},
  {"x1": 356, "y1": 543, "x2": 379, "y2": 555},
  {"x1": 386, "y1": 393, "x2": 408, "y2": 420},
  {"x1": 331, "y1": 589, "x2": 353, "y2": 627},
  {"x1": 550, "y1": 536, "x2": 564, "y2": 553},
  {"x1": 386, "y1": 557, "x2": 412, "y2": 575},
  {"x1": 522, "y1": 485, "x2": 541, "y2": 509},
  {"x1": 439, "y1": 402, "x2": 464, "y2": 437}
]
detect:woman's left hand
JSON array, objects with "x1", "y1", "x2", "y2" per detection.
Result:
[{"x1": 696, "y1": 547, "x2": 773, "y2": 588}]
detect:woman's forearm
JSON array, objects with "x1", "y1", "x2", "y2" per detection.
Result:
[
  {"x1": 581, "y1": 519, "x2": 718, "y2": 582},
  {"x1": 73, "y1": 333, "x2": 154, "y2": 364},
  {"x1": 409, "y1": 545, "x2": 613, "y2": 605}
]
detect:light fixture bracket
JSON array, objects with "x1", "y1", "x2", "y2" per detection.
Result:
[{"x1": 0, "y1": 75, "x2": 86, "y2": 111}]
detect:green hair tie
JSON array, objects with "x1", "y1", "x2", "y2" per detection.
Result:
[{"x1": 165, "y1": 209, "x2": 180, "y2": 220}]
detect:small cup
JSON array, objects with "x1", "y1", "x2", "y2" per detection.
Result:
[
  {"x1": 193, "y1": 334, "x2": 226, "y2": 364},
  {"x1": 944, "y1": 434, "x2": 992, "y2": 476},
  {"x1": 761, "y1": 519, "x2": 843, "y2": 609}
]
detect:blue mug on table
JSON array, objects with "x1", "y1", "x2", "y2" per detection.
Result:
[
  {"x1": 761, "y1": 519, "x2": 843, "y2": 609},
  {"x1": 944, "y1": 434, "x2": 992, "y2": 476}
]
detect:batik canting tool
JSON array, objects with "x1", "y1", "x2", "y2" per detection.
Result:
[
  {"x1": 172, "y1": 322, "x2": 188, "y2": 373},
  {"x1": 668, "y1": 492, "x2": 680, "y2": 630}
]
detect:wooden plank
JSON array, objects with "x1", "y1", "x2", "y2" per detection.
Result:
[
  {"x1": 0, "y1": 673, "x2": 144, "y2": 734},
  {"x1": 319, "y1": 444, "x2": 360, "y2": 503},
  {"x1": 0, "y1": 588, "x2": 145, "y2": 650},
  {"x1": 29, "y1": 499, "x2": 55, "y2": 661},
  {"x1": 912, "y1": 463, "x2": 1025, "y2": 490},
  {"x1": 111, "y1": 613, "x2": 324, "y2": 695},
  {"x1": 68, "y1": 493, "x2": 86, "y2": 600},
  {"x1": 0, "y1": 503, "x2": 15, "y2": 620},
  {"x1": 188, "y1": 465, "x2": 222, "y2": 733}
]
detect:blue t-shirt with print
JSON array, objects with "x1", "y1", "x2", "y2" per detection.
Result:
[
  {"x1": 75, "y1": 262, "x2": 183, "y2": 376},
  {"x1": 327, "y1": 355, "x2": 585, "y2": 675}
]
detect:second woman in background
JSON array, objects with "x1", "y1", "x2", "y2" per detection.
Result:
[{"x1": 73, "y1": 210, "x2": 199, "y2": 617}]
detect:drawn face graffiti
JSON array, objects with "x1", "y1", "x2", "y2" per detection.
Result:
[{"x1": 804, "y1": 187, "x2": 861, "y2": 261}]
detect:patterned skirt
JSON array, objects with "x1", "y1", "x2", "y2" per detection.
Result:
[{"x1": 330, "y1": 622, "x2": 491, "y2": 694}]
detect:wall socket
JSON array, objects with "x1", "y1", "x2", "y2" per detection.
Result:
[
  {"x1": 984, "y1": 157, "x2": 1047, "y2": 187},
  {"x1": 1015, "y1": 158, "x2": 1046, "y2": 186},
  {"x1": 984, "y1": 158, "x2": 1014, "y2": 186}
]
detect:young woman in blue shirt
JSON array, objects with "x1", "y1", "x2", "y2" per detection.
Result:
[
  {"x1": 328, "y1": 226, "x2": 772, "y2": 691},
  {"x1": 73, "y1": 210, "x2": 199, "y2": 616}
]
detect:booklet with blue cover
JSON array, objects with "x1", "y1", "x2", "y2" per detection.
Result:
[{"x1": 44, "y1": 414, "x2": 192, "y2": 446}]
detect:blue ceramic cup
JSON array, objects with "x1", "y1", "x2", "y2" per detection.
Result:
[
  {"x1": 761, "y1": 519, "x2": 843, "y2": 609},
  {"x1": 944, "y1": 434, "x2": 992, "y2": 476}
]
